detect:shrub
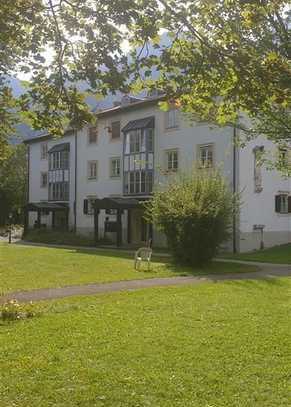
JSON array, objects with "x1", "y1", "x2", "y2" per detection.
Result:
[
  {"x1": 24, "y1": 229, "x2": 95, "y2": 247},
  {"x1": 0, "y1": 300, "x2": 36, "y2": 322},
  {"x1": 146, "y1": 169, "x2": 237, "y2": 265}
]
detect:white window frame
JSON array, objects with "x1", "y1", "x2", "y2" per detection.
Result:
[
  {"x1": 87, "y1": 160, "x2": 98, "y2": 180},
  {"x1": 165, "y1": 149, "x2": 179, "y2": 172},
  {"x1": 40, "y1": 143, "x2": 48, "y2": 160},
  {"x1": 40, "y1": 172, "x2": 48, "y2": 188},
  {"x1": 110, "y1": 157, "x2": 121, "y2": 178},
  {"x1": 165, "y1": 108, "x2": 179, "y2": 130},
  {"x1": 198, "y1": 144, "x2": 214, "y2": 168}
]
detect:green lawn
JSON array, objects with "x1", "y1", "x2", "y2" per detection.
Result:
[
  {"x1": 0, "y1": 243, "x2": 257, "y2": 294},
  {"x1": 1, "y1": 278, "x2": 290, "y2": 406},
  {"x1": 222, "y1": 243, "x2": 291, "y2": 264}
]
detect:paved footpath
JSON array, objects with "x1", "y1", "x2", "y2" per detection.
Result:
[{"x1": 1, "y1": 260, "x2": 290, "y2": 303}]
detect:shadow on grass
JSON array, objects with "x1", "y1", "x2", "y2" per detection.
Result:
[
  {"x1": 222, "y1": 276, "x2": 290, "y2": 291},
  {"x1": 17, "y1": 240, "x2": 169, "y2": 263},
  {"x1": 16, "y1": 241, "x2": 259, "y2": 277}
]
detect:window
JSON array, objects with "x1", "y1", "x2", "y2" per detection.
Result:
[
  {"x1": 40, "y1": 143, "x2": 48, "y2": 160},
  {"x1": 123, "y1": 126, "x2": 154, "y2": 196},
  {"x1": 40, "y1": 172, "x2": 48, "y2": 188},
  {"x1": 165, "y1": 108, "x2": 179, "y2": 129},
  {"x1": 111, "y1": 121, "x2": 121, "y2": 139},
  {"x1": 275, "y1": 194, "x2": 290, "y2": 214},
  {"x1": 148, "y1": 129, "x2": 154, "y2": 152},
  {"x1": 279, "y1": 147, "x2": 289, "y2": 168},
  {"x1": 124, "y1": 129, "x2": 146, "y2": 154},
  {"x1": 124, "y1": 170, "x2": 153, "y2": 195},
  {"x1": 88, "y1": 127, "x2": 98, "y2": 144},
  {"x1": 198, "y1": 144, "x2": 214, "y2": 168},
  {"x1": 49, "y1": 151, "x2": 69, "y2": 170},
  {"x1": 87, "y1": 161, "x2": 98, "y2": 180},
  {"x1": 49, "y1": 182, "x2": 69, "y2": 201},
  {"x1": 84, "y1": 196, "x2": 96, "y2": 215},
  {"x1": 110, "y1": 157, "x2": 121, "y2": 178},
  {"x1": 166, "y1": 150, "x2": 178, "y2": 172},
  {"x1": 253, "y1": 146, "x2": 264, "y2": 193}
]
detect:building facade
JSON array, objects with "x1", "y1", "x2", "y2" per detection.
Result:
[{"x1": 24, "y1": 96, "x2": 291, "y2": 252}]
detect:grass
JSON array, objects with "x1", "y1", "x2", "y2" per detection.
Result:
[
  {"x1": 0, "y1": 278, "x2": 290, "y2": 406},
  {"x1": 221, "y1": 243, "x2": 291, "y2": 264},
  {"x1": 0, "y1": 243, "x2": 257, "y2": 294}
]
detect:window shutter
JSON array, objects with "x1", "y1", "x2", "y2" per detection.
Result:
[
  {"x1": 275, "y1": 195, "x2": 280, "y2": 213},
  {"x1": 288, "y1": 196, "x2": 291, "y2": 213},
  {"x1": 83, "y1": 199, "x2": 88, "y2": 214}
]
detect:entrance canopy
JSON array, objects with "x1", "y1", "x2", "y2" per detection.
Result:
[
  {"x1": 121, "y1": 116, "x2": 155, "y2": 133},
  {"x1": 94, "y1": 197, "x2": 145, "y2": 211},
  {"x1": 23, "y1": 202, "x2": 69, "y2": 235},
  {"x1": 25, "y1": 202, "x2": 69, "y2": 212}
]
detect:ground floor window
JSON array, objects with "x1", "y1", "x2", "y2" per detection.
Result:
[
  {"x1": 84, "y1": 196, "x2": 97, "y2": 215},
  {"x1": 275, "y1": 194, "x2": 289, "y2": 214}
]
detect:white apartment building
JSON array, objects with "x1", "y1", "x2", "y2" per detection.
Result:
[{"x1": 24, "y1": 95, "x2": 291, "y2": 252}]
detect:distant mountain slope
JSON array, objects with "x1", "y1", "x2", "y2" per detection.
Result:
[
  {"x1": 8, "y1": 77, "x2": 121, "y2": 143},
  {"x1": 8, "y1": 32, "x2": 169, "y2": 143}
]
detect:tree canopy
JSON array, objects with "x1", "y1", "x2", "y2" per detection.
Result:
[
  {"x1": 129, "y1": 1, "x2": 291, "y2": 148},
  {"x1": 0, "y1": 1, "x2": 290, "y2": 164},
  {"x1": 0, "y1": 144, "x2": 27, "y2": 225}
]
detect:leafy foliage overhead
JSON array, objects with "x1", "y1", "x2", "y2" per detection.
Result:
[
  {"x1": 0, "y1": 1, "x2": 290, "y2": 164},
  {"x1": 0, "y1": 0, "x2": 153, "y2": 157},
  {"x1": 128, "y1": 0, "x2": 291, "y2": 147}
]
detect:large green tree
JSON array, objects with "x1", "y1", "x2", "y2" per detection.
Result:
[
  {"x1": 0, "y1": 1, "x2": 290, "y2": 165},
  {"x1": 0, "y1": 0, "x2": 152, "y2": 158},
  {"x1": 129, "y1": 1, "x2": 291, "y2": 150},
  {"x1": 0, "y1": 144, "x2": 27, "y2": 225}
]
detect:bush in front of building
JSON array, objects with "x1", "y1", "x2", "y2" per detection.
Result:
[
  {"x1": 147, "y1": 169, "x2": 237, "y2": 265},
  {"x1": 24, "y1": 229, "x2": 95, "y2": 247}
]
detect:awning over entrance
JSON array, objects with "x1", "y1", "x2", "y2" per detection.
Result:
[
  {"x1": 94, "y1": 197, "x2": 145, "y2": 210},
  {"x1": 23, "y1": 202, "x2": 69, "y2": 235},
  {"x1": 25, "y1": 202, "x2": 69, "y2": 212},
  {"x1": 121, "y1": 116, "x2": 155, "y2": 133},
  {"x1": 93, "y1": 197, "x2": 150, "y2": 247}
]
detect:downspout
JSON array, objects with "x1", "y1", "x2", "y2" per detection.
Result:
[
  {"x1": 74, "y1": 130, "x2": 77, "y2": 232},
  {"x1": 232, "y1": 125, "x2": 237, "y2": 253}
]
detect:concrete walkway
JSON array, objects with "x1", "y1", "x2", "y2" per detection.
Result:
[{"x1": 1, "y1": 261, "x2": 290, "y2": 303}]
